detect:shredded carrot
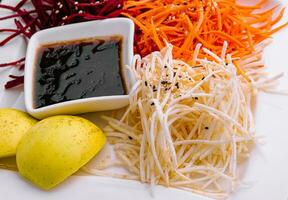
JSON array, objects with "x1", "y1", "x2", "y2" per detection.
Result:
[{"x1": 123, "y1": 0, "x2": 288, "y2": 61}]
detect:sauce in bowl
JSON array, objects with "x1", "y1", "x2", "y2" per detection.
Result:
[{"x1": 34, "y1": 36, "x2": 126, "y2": 109}]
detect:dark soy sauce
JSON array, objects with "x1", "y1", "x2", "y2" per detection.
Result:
[{"x1": 34, "y1": 36, "x2": 126, "y2": 109}]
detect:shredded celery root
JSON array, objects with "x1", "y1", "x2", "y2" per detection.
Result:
[{"x1": 84, "y1": 41, "x2": 280, "y2": 199}]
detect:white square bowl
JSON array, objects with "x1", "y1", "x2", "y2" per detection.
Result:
[{"x1": 24, "y1": 18, "x2": 135, "y2": 119}]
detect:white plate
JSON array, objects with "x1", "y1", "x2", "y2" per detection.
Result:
[{"x1": 1, "y1": 0, "x2": 288, "y2": 200}]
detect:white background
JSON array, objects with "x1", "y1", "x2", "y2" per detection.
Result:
[{"x1": 0, "y1": 0, "x2": 288, "y2": 199}]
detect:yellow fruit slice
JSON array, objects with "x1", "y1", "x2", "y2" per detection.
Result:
[
  {"x1": 16, "y1": 115, "x2": 106, "y2": 190},
  {"x1": 0, "y1": 108, "x2": 37, "y2": 158}
]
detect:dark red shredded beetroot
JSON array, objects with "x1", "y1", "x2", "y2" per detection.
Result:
[
  {"x1": 4, "y1": 75, "x2": 24, "y2": 89},
  {"x1": 0, "y1": 57, "x2": 25, "y2": 67},
  {"x1": 0, "y1": 0, "x2": 124, "y2": 89}
]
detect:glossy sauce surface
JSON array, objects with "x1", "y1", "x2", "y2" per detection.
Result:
[{"x1": 34, "y1": 36, "x2": 125, "y2": 109}]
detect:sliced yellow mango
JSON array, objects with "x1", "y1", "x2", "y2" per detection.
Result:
[
  {"x1": 0, "y1": 108, "x2": 37, "y2": 158},
  {"x1": 17, "y1": 115, "x2": 106, "y2": 190}
]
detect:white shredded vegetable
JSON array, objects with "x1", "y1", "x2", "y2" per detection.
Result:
[{"x1": 87, "y1": 41, "x2": 279, "y2": 199}]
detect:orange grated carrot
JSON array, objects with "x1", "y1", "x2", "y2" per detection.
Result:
[{"x1": 123, "y1": 0, "x2": 288, "y2": 62}]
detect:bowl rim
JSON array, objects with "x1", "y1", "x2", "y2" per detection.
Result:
[{"x1": 24, "y1": 18, "x2": 135, "y2": 117}]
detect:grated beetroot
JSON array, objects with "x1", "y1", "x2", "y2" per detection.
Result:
[
  {"x1": 0, "y1": 57, "x2": 25, "y2": 67},
  {"x1": 4, "y1": 75, "x2": 24, "y2": 89},
  {"x1": 0, "y1": 0, "x2": 124, "y2": 89}
]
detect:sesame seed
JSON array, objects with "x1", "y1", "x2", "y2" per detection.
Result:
[
  {"x1": 161, "y1": 81, "x2": 171, "y2": 85},
  {"x1": 175, "y1": 82, "x2": 179, "y2": 89}
]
